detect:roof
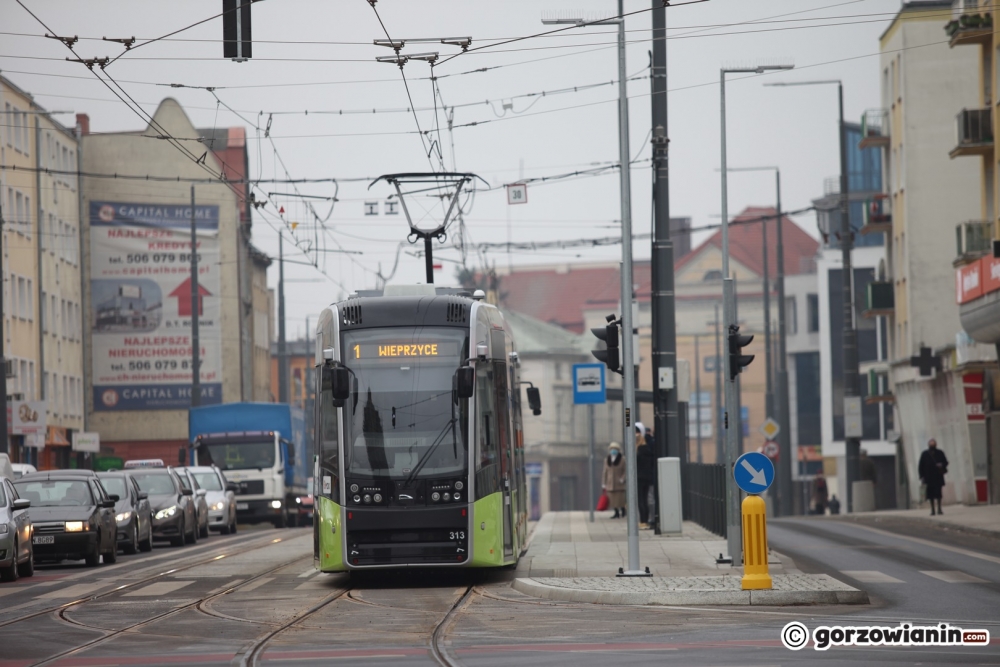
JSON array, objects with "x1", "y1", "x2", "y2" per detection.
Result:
[
  {"x1": 675, "y1": 206, "x2": 820, "y2": 279},
  {"x1": 502, "y1": 309, "x2": 590, "y2": 356}
]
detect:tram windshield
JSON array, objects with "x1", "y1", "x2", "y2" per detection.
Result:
[{"x1": 341, "y1": 326, "x2": 470, "y2": 480}]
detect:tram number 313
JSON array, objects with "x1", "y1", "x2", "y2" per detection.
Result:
[{"x1": 449, "y1": 531, "x2": 465, "y2": 540}]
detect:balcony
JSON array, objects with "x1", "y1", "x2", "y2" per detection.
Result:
[
  {"x1": 859, "y1": 109, "x2": 889, "y2": 149},
  {"x1": 950, "y1": 108, "x2": 993, "y2": 157},
  {"x1": 862, "y1": 281, "x2": 894, "y2": 318},
  {"x1": 946, "y1": 11, "x2": 993, "y2": 47},
  {"x1": 860, "y1": 194, "x2": 891, "y2": 235},
  {"x1": 865, "y1": 369, "x2": 893, "y2": 405},
  {"x1": 955, "y1": 220, "x2": 994, "y2": 266}
]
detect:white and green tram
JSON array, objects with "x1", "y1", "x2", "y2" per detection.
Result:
[{"x1": 312, "y1": 285, "x2": 538, "y2": 571}]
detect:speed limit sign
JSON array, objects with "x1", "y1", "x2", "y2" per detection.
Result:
[
  {"x1": 507, "y1": 183, "x2": 527, "y2": 205},
  {"x1": 762, "y1": 440, "x2": 779, "y2": 459}
]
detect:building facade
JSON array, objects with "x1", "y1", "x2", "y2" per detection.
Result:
[
  {"x1": 0, "y1": 75, "x2": 85, "y2": 469},
  {"x1": 80, "y1": 99, "x2": 271, "y2": 465}
]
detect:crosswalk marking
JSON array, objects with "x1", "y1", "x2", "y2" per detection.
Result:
[
  {"x1": 920, "y1": 570, "x2": 988, "y2": 584},
  {"x1": 297, "y1": 568, "x2": 318, "y2": 578},
  {"x1": 38, "y1": 583, "x2": 103, "y2": 599},
  {"x1": 840, "y1": 570, "x2": 904, "y2": 583},
  {"x1": 124, "y1": 580, "x2": 194, "y2": 597},
  {"x1": 237, "y1": 577, "x2": 274, "y2": 593}
]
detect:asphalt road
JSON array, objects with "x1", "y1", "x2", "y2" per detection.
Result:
[{"x1": 1, "y1": 517, "x2": 998, "y2": 666}]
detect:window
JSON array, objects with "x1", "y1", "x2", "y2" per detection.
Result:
[
  {"x1": 62, "y1": 376, "x2": 68, "y2": 416},
  {"x1": 17, "y1": 277, "x2": 26, "y2": 319},
  {"x1": 40, "y1": 290, "x2": 47, "y2": 333},
  {"x1": 23, "y1": 195, "x2": 30, "y2": 237},
  {"x1": 3, "y1": 103, "x2": 10, "y2": 147},
  {"x1": 785, "y1": 297, "x2": 797, "y2": 335},
  {"x1": 51, "y1": 372, "x2": 59, "y2": 415},
  {"x1": 807, "y1": 294, "x2": 820, "y2": 333},
  {"x1": 475, "y1": 365, "x2": 501, "y2": 499},
  {"x1": 25, "y1": 278, "x2": 32, "y2": 321},
  {"x1": 703, "y1": 269, "x2": 723, "y2": 282},
  {"x1": 21, "y1": 112, "x2": 28, "y2": 157},
  {"x1": 12, "y1": 109, "x2": 21, "y2": 152}
]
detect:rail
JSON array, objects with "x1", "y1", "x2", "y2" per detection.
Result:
[{"x1": 681, "y1": 462, "x2": 727, "y2": 538}]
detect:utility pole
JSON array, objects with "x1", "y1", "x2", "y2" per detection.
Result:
[
  {"x1": 190, "y1": 186, "x2": 201, "y2": 408},
  {"x1": 650, "y1": 0, "x2": 680, "y2": 469},
  {"x1": 774, "y1": 170, "x2": 794, "y2": 517},
  {"x1": 0, "y1": 199, "x2": 7, "y2": 454},
  {"x1": 695, "y1": 334, "x2": 702, "y2": 463},
  {"x1": 714, "y1": 303, "x2": 722, "y2": 465},
  {"x1": 278, "y1": 233, "x2": 288, "y2": 404}
]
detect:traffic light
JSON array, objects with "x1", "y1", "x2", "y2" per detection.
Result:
[
  {"x1": 591, "y1": 314, "x2": 622, "y2": 375},
  {"x1": 728, "y1": 324, "x2": 754, "y2": 381},
  {"x1": 223, "y1": 0, "x2": 253, "y2": 61}
]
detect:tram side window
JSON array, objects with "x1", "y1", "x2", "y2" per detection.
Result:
[
  {"x1": 319, "y1": 378, "x2": 340, "y2": 496},
  {"x1": 493, "y1": 361, "x2": 511, "y2": 477},
  {"x1": 476, "y1": 365, "x2": 501, "y2": 498}
]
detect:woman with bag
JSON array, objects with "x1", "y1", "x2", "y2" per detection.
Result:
[{"x1": 602, "y1": 442, "x2": 627, "y2": 518}]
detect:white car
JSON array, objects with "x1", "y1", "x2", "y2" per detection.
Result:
[
  {"x1": 182, "y1": 466, "x2": 237, "y2": 535},
  {"x1": 11, "y1": 464, "x2": 37, "y2": 479}
]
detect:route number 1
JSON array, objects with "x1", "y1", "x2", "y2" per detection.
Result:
[{"x1": 507, "y1": 183, "x2": 527, "y2": 205}]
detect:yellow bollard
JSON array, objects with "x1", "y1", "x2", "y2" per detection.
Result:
[{"x1": 741, "y1": 494, "x2": 772, "y2": 590}]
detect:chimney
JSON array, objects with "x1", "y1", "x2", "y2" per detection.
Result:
[{"x1": 75, "y1": 113, "x2": 90, "y2": 136}]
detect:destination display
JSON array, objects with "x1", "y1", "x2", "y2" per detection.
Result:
[
  {"x1": 351, "y1": 340, "x2": 461, "y2": 360},
  {"x1": 90, "y1": 201, "x2": 222, "y2": 411}
]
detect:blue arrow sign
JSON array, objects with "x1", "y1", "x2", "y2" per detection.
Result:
[{"x1": 733, "y1": 451, "x2": 775, "y2": 494}]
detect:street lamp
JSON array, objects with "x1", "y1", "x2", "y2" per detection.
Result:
[
  {"x1": 720, "y1": 63, "x2": 793, "y2": 564},
  {"x1": 543, "y1": 3, "x2": 644, "y2": 577},
  {"x1": 765, "y1": 79, "x2": 859, "y2": 514},
  {"x1": 722, "y1": 166, "x2": 791, "y2": 517}
]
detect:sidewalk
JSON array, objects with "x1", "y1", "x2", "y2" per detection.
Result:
[
  {"x1": 512, "y1": 511, "x2": 868, "y2": 606},
  {"x1": 840, "y1": 502, "x2": 1000, "y2": 537}
]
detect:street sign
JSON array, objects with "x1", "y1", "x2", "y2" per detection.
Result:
[
  {"x1": 573, "y1": 363, "x2": 606, "y2": 405},
  {"x1": 734, "y1": 451, "x2": 775, "y2": 494},
  {"x1": 762, "y1": 440, "x2": 779, "y2": 459},
  {"x1": 525, "y1": 462, "x2": 543, "y2": 476},
  {"x1": 844, "y1": 396, "x2": 863, "y2": 438},
  {"x1": 507, "y1": 183, "x2": 527, "y2": 205},
  {"x1": 758, "y1": 417, "x2": 780, "y2": 440}
]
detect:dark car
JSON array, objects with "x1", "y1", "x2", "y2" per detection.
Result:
[
  {"x1": 97, "y1": 472, "x2": 153, "y2": 554},
  {"x1": 13, "y1": 472, "x2": 117, "y2": 566},
  {"x1": 0, "y1": 477, "x2": 33, "y2": 581},
  {"x1": 128, "y1": 467, "x2": 197, "y2": 547}
]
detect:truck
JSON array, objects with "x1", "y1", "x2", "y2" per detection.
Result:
[{"x1": 188, "y1": 403, "x2": 308, "y2": 528}]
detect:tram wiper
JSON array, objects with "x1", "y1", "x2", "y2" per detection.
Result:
[{"x1": 403, "y1": 417, "x2": 457, "y2": 485}]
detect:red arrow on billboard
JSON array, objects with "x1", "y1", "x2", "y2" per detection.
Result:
[{"x1": 169, "y1": 277, "x2": 212, "y2": 317}]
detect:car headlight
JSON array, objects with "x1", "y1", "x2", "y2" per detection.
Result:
[
  {"x1": 270, "y1": 500, "x2": 282, "y2": 509},
  {"x1": 0, "y1": 524, "x2": 8, "y2": 534},
  {"x1": 210, "y1": 501, "x2": 225, "y2": 511},
  {"x1": 155, "y1": 506, "x2": 177, "y2": 520},
  {"x1": 115, "y1": 511, "x2": 132, "y2": 523},
  {"x1": 65, "y1": 521, "x2": 86, "y2": 532}
]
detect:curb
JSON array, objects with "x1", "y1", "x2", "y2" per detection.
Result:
[
  {"x1": 512, "y1": 577, "x2": 869, "y2": 607},
  {"x1": 835, "y1": 514, "x2": 1000, "y2": 541}
]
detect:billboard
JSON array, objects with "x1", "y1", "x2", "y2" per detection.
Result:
[{"x1": 90, "y1": 201, "x2": 222, "y2": 411}]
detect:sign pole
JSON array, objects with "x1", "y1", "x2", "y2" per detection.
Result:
[{"x1": 588, "y1": 403, "x2": 595, "y2": 523}]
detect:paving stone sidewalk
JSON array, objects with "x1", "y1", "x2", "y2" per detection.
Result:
[{"x1": 513, "y1": 511, "x2": 867, "y2": 606}]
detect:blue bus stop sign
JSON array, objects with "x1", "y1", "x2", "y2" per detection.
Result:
[
  {"x1": 572, "y1": 363, "x2": 606, "y2": 405},
  {"x1": 733, "y1": 451, "x2": 775, "y2": 495}
]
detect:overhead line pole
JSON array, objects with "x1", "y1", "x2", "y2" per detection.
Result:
[
  {"x1": 278, "y1": 232, "x2": 289, "y2": 404},
  {"x1": 190, "y1": 186, "x2": 201, "y2": 408}
]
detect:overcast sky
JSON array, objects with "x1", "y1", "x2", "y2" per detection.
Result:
[{"x1": 2, "y1": 0, "x2": 910, "y2": 338}]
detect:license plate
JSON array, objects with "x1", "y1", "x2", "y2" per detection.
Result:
[
  {"x1": 236, "y1": 502, "x2": 248, "y2": 510},
  {"x1": 33, "y1": 535, "x2": 55, "y2": 545}
]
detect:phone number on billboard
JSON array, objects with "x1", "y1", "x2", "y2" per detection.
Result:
[{"x1": 125, "y1": 253, "x2": 202, "y2": 264}]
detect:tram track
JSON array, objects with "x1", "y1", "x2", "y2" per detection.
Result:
[
  {"x1": 28, "y1": 552, "x2": 314, "y2": 667},
  {"x1": 431, "y1": 585, "x2": 475, "y2": 667},
  {"x1": 0, "y1": 529, "x2": 304, "y2": 631}
]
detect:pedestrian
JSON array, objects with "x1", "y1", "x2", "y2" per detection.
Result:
[
  {"x1": 636, "y1": 426, "x2": 655, "y2": 529},
  {"x1": 644, "y1": 426, "x2": 656, "y2": 452},
  {"x1": 860, "y1": 449, "x2": 877, "y2": 486},
  {"x1": 602, "y1": 442, "x2": 627, "y2": 518},
  {"x1": 828, "y1": 494, "x2": 841, "y2": 515},
  {"x1": 918, "y1": 438, "x2": 949, "y2": 515},
  {"x1": 812, "y1": 475, "x2": 828, "y2": 515},
  {"x1": 644, "y1": 425, "x2": 659, "y2": 529}
]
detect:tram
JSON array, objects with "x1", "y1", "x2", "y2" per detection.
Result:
[{"x1": 312, "y1": 285, "x2": 539, "y2": 571}]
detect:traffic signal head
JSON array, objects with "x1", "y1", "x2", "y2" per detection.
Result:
[
  {"x1": 728, "y1": 325, "x2": 754, "y2": 381},
  {"x1": 591, "y1": 315, "x2": 621, "y2": 374}
]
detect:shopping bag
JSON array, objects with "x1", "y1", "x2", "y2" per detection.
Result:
[{"x1": 596, "y1": 492, "x2": 609, "y2": 511}]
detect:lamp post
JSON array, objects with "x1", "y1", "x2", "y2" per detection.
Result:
[
  {"x1": 766, "y1": 80, "x2": 858, "y2": 513},
  {"x1": 720, "y1": 64, "x2": 793, "y2": 563},
  {"x1": 544, "y1": 2, "x2": 644, "y2": 576},
  {"x1": 723, "y1": 166, "x2": 791, "y2": 516}
]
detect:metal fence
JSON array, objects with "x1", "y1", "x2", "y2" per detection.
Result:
[{"x1": 681, "y1": 462, "x2": 727, "y2": 538}]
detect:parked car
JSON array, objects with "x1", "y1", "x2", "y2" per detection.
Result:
[
  {"x1": 13, "y1": 472, "x2": 117, "y2": 566},
  {"x1": 0, "y1": 454, "x2": 13, "y2": 481},
  {"x1": 96, "y1": 472, "x2": 153, "y2": 554},
  {"x1": 128, "y1": 467, "x2": 197, "y2": 547},
  {"x1": 11, "y1": 464, "x2": 37, "y2": 479},
  {"x1": 176, "y1": 468, "x2": 210, "y2": 539},
  {"x1": 0, "y1": 476, "x2": 33, "y2": 581},
  {"x1": 182, "y1": 466, "x2": 237, "y2": 535}
]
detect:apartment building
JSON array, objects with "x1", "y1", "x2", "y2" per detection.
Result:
[{"x1": 0, "y1": 76, "x2": 85, "y2": 469}]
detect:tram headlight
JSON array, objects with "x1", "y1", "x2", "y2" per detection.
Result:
[
  {"x1": 443, "y1": 492, "x2": 451, "y2": 501},
  {"x1": 363, "y1": 494, "x2": 371, "y2": 504},
  {"x1": 350, "y1": 483, "x2": 359, "y2": 493},
  {"x1": 454, "y1": 481, "x2": 464, "y2": 491},
  {"x1": 353, "y1": 495, "x2": 361, "y2": 503},
  {"x1": 373, "y1": 493, "x2": 383, "y2": 503},
  {"x1": 431, "y1": 492, "x2": 441, "y2": 502},
  {"x1": 453, "y1": 492, "x2": 461, "y2": 501}
]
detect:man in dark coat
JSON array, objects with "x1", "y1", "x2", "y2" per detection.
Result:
[{"x1": 918, "y1": 438, "x2": 949, "y2": 516}]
